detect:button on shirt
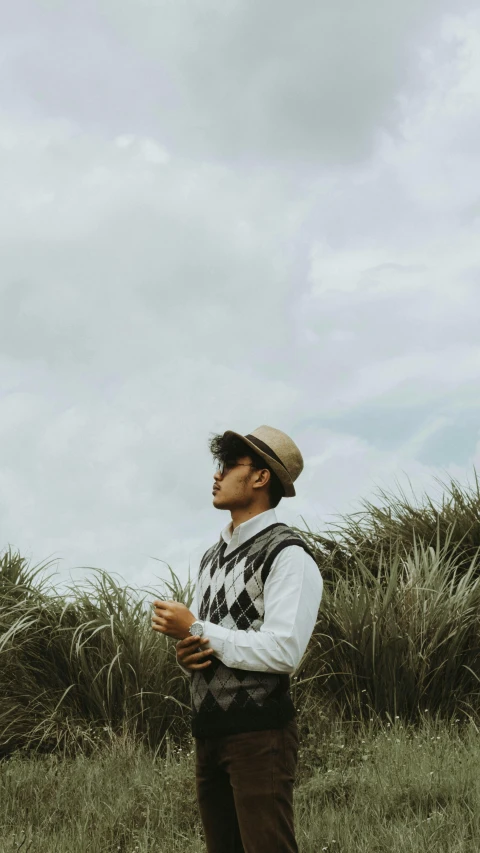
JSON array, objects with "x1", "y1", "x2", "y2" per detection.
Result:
[{"x1": 179, "y1": 509, "x2": 323, "y2": 676}]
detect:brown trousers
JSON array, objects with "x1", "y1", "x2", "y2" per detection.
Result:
[{"x1": 195, "y1": 718, "x2": 299, "y2": 853}]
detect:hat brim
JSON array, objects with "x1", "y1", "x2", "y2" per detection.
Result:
[{"x1": 223, "y1": 430, "x2": 296, "y2": 497}]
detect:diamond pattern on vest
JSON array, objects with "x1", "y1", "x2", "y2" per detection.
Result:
[
  {"x1": 191, "y1": 524, "x2": 316, "y2": 732},
  {"x1": 199, "y1": 525, "x2": 293, "y2": 629},
  {"x1": 191, "y1": 658, "x2": 274, "y2": 713}
]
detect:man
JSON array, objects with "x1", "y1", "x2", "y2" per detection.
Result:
[{"x1": 152, "y1": 425, "x2": 323, "y2": 853}]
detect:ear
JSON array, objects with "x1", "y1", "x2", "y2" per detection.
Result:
[{"x1": 252, "y1": 467, "x2": 271, "y2": 490}]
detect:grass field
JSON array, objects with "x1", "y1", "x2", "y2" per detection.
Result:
[
  {"x1": 0, "y1": 715, "x2": 479, "y2": 853},
  {"x1": 2, "y1": 472, "x2": 480, "y2": 851}
]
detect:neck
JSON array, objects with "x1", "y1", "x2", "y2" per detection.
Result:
[{"x1": 230, "y1": 503, "x2": 271, "y2": 530}]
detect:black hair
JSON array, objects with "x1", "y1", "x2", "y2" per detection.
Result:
[{"x1": 209, "y1": 432, "x2": 284, "y2": 508}]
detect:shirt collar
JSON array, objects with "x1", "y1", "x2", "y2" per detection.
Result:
[{"x1": 221, "y1": 508, "x2": 278, "y2": 550}]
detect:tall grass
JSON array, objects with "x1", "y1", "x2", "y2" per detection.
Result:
[
  {"x1": 0, "y1": 551, "x2": 194, "y2": 757},
  {"x1": 295, "y1": 526, "x2": 480, "y2": 722},
  {"x1": 1, "y1": 471, "x2": 480, "y2": 757},
  {"x1": 298, "y1": 467, "x2": 480, "y2": 582}
]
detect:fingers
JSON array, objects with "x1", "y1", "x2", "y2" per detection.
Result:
[
  {"x1": 182, "y1": 658, "x2": 212, "y2": 670},
  {"x1": 177, "y1": 637, "x2": 214, "y2": 670},
  {"x1": 151, "y1": 614, "x2": 168, "y2": 632},
  {"x1": 176, "y1": 634, "x2": 207, "y2": 649},
  {"x1": 182, "y1": 639, "x2": 213, "y2": 660}
]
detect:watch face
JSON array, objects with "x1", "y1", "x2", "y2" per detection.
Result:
[{"x1": 191, "y1": 621, "x2": 203, "y2": 636}]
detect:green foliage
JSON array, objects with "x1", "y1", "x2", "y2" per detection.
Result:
[
  {"x1": 0, "y1": 556, "x2": 194, "y2": 757},
  {"x1": 296, "y1": 526, "x2": 480, "y2": 722},
  {"x1": 2, "y1": 469, "x2": 480, "y2": 758},
  {"x1": 297, "y1": 468, "x2": 480, "y2": 582}
]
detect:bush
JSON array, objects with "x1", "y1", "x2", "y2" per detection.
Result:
[
  {"x1": 297, "y1": 468, "x2": 480, "y2": 583},
  {"x1": 0, "y1": 550, "x2": 194, "y2": 757},
  {"x1": 2, "y1": 470, "x2": 480, "y2": 757},
  {"x1": 294, "y1": 526, "x2": 480, "y2": 722}
]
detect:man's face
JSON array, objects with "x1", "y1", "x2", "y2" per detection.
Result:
[{"x1": 212, "y1": 455, "x2": 258, "y2": 510}]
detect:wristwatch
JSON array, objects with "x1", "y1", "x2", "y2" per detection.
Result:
[{"x1": 189, "y1": 620, "x2": 205, "y2": 638}]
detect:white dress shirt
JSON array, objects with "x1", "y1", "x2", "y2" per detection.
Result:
[{"x1": 178, "y1": 509, "x2": 323, "y2": 676}]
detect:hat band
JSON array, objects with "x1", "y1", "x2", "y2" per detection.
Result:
[{"x1": 245, "y1": 434, "x2": 289, "y2": 473}]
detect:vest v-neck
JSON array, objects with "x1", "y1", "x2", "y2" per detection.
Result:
[
  {"x1": 217, "y1": 522, "x2": 288, "y2": 566},
  {"x1": 221, "y1": 508, "x2": 278, "y2": 552}
]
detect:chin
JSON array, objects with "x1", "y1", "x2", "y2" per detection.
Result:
[{"x1": 213, "y1": 494, "x2": 229, "y2": 510}]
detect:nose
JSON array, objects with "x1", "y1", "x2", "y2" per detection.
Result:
[{"x1": 213, "y1": 469, "x2": 222, "y2": 482}]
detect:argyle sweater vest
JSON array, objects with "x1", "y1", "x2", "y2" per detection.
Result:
[{"x1": 190, "y1": 522, "x2": 317, "y2": 738}]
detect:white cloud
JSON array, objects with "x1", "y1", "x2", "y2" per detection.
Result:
[{"x1": 0, "y1": 3, "x2": 480, "y2": 593}]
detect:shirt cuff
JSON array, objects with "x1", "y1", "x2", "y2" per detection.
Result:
[{"x1": 202, "y1": 620, "x2": 228, "y2": 657}]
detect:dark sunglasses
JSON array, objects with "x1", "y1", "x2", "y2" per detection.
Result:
[{"x1": 214, "y1": 460, "x2": 256, "y2": 476}]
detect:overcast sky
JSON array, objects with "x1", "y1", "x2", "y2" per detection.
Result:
[{"x1": 1, "y1": 0, "x2": 480, "y2": 596}]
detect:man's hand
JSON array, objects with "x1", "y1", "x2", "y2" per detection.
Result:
[
  {"x1": 151, "y1": 599, "x2": 197, "y2": 640},
  {"x1": 176, "y1": 635, "x2": 215, "y2": 671}
]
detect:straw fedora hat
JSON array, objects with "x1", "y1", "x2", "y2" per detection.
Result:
[{"x1": 223, "y1": 425, "x2": 303, "y2": 497}]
